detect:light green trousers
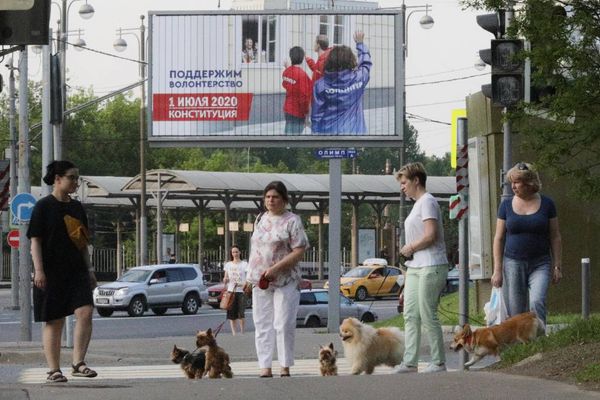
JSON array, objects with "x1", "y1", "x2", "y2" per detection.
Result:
[{"x1": 403, "y1": 264, "x2": 448, "y2": 366}]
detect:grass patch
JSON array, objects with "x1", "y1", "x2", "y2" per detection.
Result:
[
  {"x1": 497, "y1": 316, "x2": 600, "y2": 367},
  {"x1": 574, "y1": 363, "x2": 600, "y2": 384},
  {"x1": 372, "y1": 288, "x2": 485, "y2": 329}
]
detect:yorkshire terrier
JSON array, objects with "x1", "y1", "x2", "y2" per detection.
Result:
[
  {"x1": 195, "y1": 328, "x2": 233, "y2": 379},
  {"x1": 170, "y1": 345, "x2": 206, "y2": 379},
  {"x1": 319, "y1": 342, "x2": 338, "y2": 376}
]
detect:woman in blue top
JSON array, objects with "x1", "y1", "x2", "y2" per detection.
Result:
[
  {"x1": 310, "y1": 31, "x2": 371, "y2": 135},
  {"x1": 491, "y1": 162, "x2": 563, "y2": 325}
]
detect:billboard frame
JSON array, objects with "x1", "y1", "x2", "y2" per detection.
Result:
[{"x1": 147, "y1": 9, "x2": 404, "y2": 148}]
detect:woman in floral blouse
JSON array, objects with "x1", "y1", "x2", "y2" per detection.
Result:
[{"x1": 247, "y1": 181, "x2": 308, "y2": 378}]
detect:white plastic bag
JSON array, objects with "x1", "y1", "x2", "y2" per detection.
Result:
[{"x1": 484, "y1": 287, "x2": 508, "y2": 326}]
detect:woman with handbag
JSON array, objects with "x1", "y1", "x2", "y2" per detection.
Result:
[
  {"x1": 247, "y1": 181, "x2": 308, "y2": 378},
  {"x1": 223, "y1": 245, "x2": 248, "y2": 335},
  {"x1": 27, "y1": 161, "x2": 98, "y2": 383}
]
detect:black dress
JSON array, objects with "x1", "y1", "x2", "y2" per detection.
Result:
[{"x1": 27, "y1": 195, "x2": 93, "y2": 322}]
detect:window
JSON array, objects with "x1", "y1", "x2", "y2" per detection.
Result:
[
  {"x1": 318, "y1": 15, "x2": 345, "y2": 46},
  {"x1": 314, "y1": 291, "x2": 329, "y2": 304},
  {"x1": 241, "y1": 15, "x2": 278, "y2": 64},
  {"x1": 180, "y1": 268, "x2": 198, "y2": 281},
  {"x1": 299, "y1": 292, "x2": 316, "y2": 305},
  {"x1": 166, "y1": 268, "x2": 184, "y2": 283}
]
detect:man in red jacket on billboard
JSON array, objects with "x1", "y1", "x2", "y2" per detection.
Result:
[
  {"x1": 306, "y1": 34, "x2": 332, "y2": 82},
  {"x1": 282, "y1": 46, "x2": 312, "y2": 134}
]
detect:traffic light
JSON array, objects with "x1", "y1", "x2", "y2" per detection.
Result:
[
  {"x1": 0, "y1": 0, "x2": 50, "y2": 45},
  {"x1": 476, "y1": 10, "x2": 524, "y2": 107},
  {"x1": 50, "y1": 53, "x2": 63, "y2": 124},
  {"x1": 491, "y1": 39, "x2": 524, "y2": 107}
]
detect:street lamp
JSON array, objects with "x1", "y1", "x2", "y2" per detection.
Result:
[
  {"x1": 398, "y1": 1, "x2": 434, "y2": 247},
  {"x1": 55, "y1": 0, "x2": 95, "y2": 160},
  {"x1": 113, "y1": 15, "x2": 148, "y2": 265}
]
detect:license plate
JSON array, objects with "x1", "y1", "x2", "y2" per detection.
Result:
[
  {"x1": 208, "y1": 298, "x2": 218, "y2": 303},
  {"x1": 96, "y1": 298, "x2": 109, "y2": 304}
]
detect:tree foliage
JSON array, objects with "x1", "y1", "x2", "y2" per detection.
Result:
[{"x1": 462, "y1": 0, "x2": 600, "y2": 199}]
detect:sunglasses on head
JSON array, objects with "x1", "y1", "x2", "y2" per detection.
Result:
[{"x1": 517, "y1": 162, "x2": 529, "y2": 171}]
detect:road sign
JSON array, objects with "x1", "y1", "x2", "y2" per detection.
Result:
[
  {"x1": 10, "y1": 192, "x2": 36, "y2": 222},
  {"x1": 7, "y1": 229, "x2": 19, "y2": 248},
  {"x1": 314, "y1": 148, "x2": 357, "y2": 159}
]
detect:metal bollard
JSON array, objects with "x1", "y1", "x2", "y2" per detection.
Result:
[{"x1": 582, "y1": 258, "x2": 590, "y2": 320}]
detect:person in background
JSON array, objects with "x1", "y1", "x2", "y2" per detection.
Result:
[
  {"x1": 491, "y1": 162, "x2": 562, "y2": 325},
  {"x1": 28, "y1": 160, "x2": 98, "y2": 383},
  {"x1": 223, "y1": 245, "x2": 249, "y2": 335},
  {"x1": 242, "y1": 37, "x2": 258, "y2": 63},
  {"x1": 392, "y1": 162, "x2": 449, "y2": 374},
  {"x1": 282, "y1": 46, "x2": 312, "y2": 134},
  {"x1": 306, "y1": 34, "x2": 332, "y2": 81},
  {"x1": 311, "y1": 31, "x2": 371, "y2": 135},
  {"x1": 247, "y1": 181, "x2": 308, "y2": 378}
]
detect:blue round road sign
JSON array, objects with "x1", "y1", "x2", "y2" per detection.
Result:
[{"x1": 10, "y1": 193, "x2": 37, "y2": 223}]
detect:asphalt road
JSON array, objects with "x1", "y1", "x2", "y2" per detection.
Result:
[{"x1": 0, "y1": 288, "x2": 400, "y2": 342}]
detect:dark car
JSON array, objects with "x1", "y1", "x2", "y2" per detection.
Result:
[{"x1": 205, "y1": 279, "x2": 313, "y2": 309}]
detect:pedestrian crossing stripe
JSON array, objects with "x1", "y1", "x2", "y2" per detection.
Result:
[{"x1": 19, "y1": 359, "x2": 455, "y2": 383}]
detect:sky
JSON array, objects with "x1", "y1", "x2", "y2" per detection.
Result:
[{"x1": 23, "y1": 0, "x2": 492, "y2": 157}]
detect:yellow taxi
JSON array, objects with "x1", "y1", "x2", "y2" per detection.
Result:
[{"x1": 324, "y1": 258, "x2": 404, "y2": 301}]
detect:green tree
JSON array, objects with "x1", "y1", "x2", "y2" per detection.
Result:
[{"x1": 462, "y1": 0, "x2": 600, "y2": 199}]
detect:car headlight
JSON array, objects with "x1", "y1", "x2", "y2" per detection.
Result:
[
  {"x1": 115, "y1": 288, "x2": 129, "y2": 296},
  {"x1": 342, "y1": 281, "x2": 355, "y2": 287}
]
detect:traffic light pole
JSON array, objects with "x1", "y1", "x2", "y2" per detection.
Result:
[{"x1": 501, "y1": 108, "x2": 512, "y2": 200}]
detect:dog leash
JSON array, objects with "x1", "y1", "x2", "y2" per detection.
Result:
[
  {"x1": 437, "y1": 297, "x2": 486, "y2": 326},
  {"x1": 365, "y1": 270, "x2": 393, "y2": 313}
]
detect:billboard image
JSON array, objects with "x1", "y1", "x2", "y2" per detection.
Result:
[{"x1": 148, "y1": 10, "x2": 401, "y2": 147}]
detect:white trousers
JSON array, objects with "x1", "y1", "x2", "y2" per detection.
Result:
[{"x1": 252, "y1": 281, "x2": 300, "y2": 369}]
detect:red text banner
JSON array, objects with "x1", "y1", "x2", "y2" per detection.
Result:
[{"x1": 153, "y1": 93, "x2": 253, "y2": 121}]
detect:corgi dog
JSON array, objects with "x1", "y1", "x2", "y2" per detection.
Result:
[
  {"x1": 339, "y1": 317, "x2": 404, "y2": 375},
  {"x1": 450, "y1": 311, "x2": 544, "y2": 368}
]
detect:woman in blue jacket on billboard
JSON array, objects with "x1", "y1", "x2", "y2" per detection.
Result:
[{"x1": 311, "y1": 31, "x2": 372, "y2": 135}]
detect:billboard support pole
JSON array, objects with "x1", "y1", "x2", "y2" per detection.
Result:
[{"x1": 327, "y1": 159, "x2": 341, "y2": 333}]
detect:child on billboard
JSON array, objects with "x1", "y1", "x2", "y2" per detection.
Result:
[
  {"x1": 311, "y1": 31, "x2": 371, "y2": 135},
  {"x1": 282, "y1": 46, "x2": 312, "y2": 134}
]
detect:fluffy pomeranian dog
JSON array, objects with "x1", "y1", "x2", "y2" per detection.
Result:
[
  {"x1": 319, "y1": 342, "x2": 338, "y2": 376},
  {"x1": 450, "y1": 311, "x2": 544, "y2": 368},
  {"x1": 339, "y1": 317, "x2": 404, "y2": 375}
]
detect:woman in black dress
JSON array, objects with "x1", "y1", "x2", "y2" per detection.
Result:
[{"x1": 28, "y1": 161, "x2": 98, "y2": 383}]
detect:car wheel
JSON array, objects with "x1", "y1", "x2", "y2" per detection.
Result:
[
  {"x1": 355, "y1": 286, "x2": 368, "y2": 301},
  {"x1": 127, "y1": 296, "x2": 146, "y2": 317},
  {"x1": 97, "y1": 308, "x2": 113, "y2": 317},
  {"x1": 182, "y1": 293, "x2": 200, "y2": 315},
  {"x1": 151, "y1": 307, "x2": 167, "y2": 316},
  {"x1": 305, "y1": 316, "x2": 321, "y2": 328},
  {"x1": 361, "y1": 312, "x2": 375, "y2": 323}
]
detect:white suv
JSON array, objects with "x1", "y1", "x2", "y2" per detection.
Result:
[{"x1": 93, "y1": 264, "x2": 206, "y2": 317}]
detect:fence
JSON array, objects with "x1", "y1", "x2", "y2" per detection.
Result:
[{"x1": 0, "y1": 246, "x2": 353, "y2": 281}]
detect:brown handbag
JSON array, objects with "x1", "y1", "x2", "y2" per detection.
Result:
[
  {"x1": 63, "y1": 215, "x2": 90, "y2": 251},
  {"x1": 220, "y1": 285, "x2": 236, "y2": 310}
]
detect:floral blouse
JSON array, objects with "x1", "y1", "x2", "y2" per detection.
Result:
[{"x1": 247, "y1": 211, "x2": 309, "y2": 288}]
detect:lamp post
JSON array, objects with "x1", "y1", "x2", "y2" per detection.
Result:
[
  {"x1": 113, "y1": 15, "x2": 147, "y2": 265},
  {"x1": 398, "y1": 1, "x2": 434, "y2": 248},
  {"x1": 56, "y1": 0, "x2": 95, "y2": 159}
]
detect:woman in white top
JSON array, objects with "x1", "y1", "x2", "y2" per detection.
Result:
[
  {"x1": 223, "y1": 245, "x2": 248, "y2": 335},
  {"x1": 247, "y1": 181, "x2": 308, "y2": 378},
  {"x1": 393, "y1": 162, "x2": 449, "y2": 374}
]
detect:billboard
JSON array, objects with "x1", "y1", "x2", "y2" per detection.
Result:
[{"x1": 148, "y1": 10, "x2": 402, "y2": 147}]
